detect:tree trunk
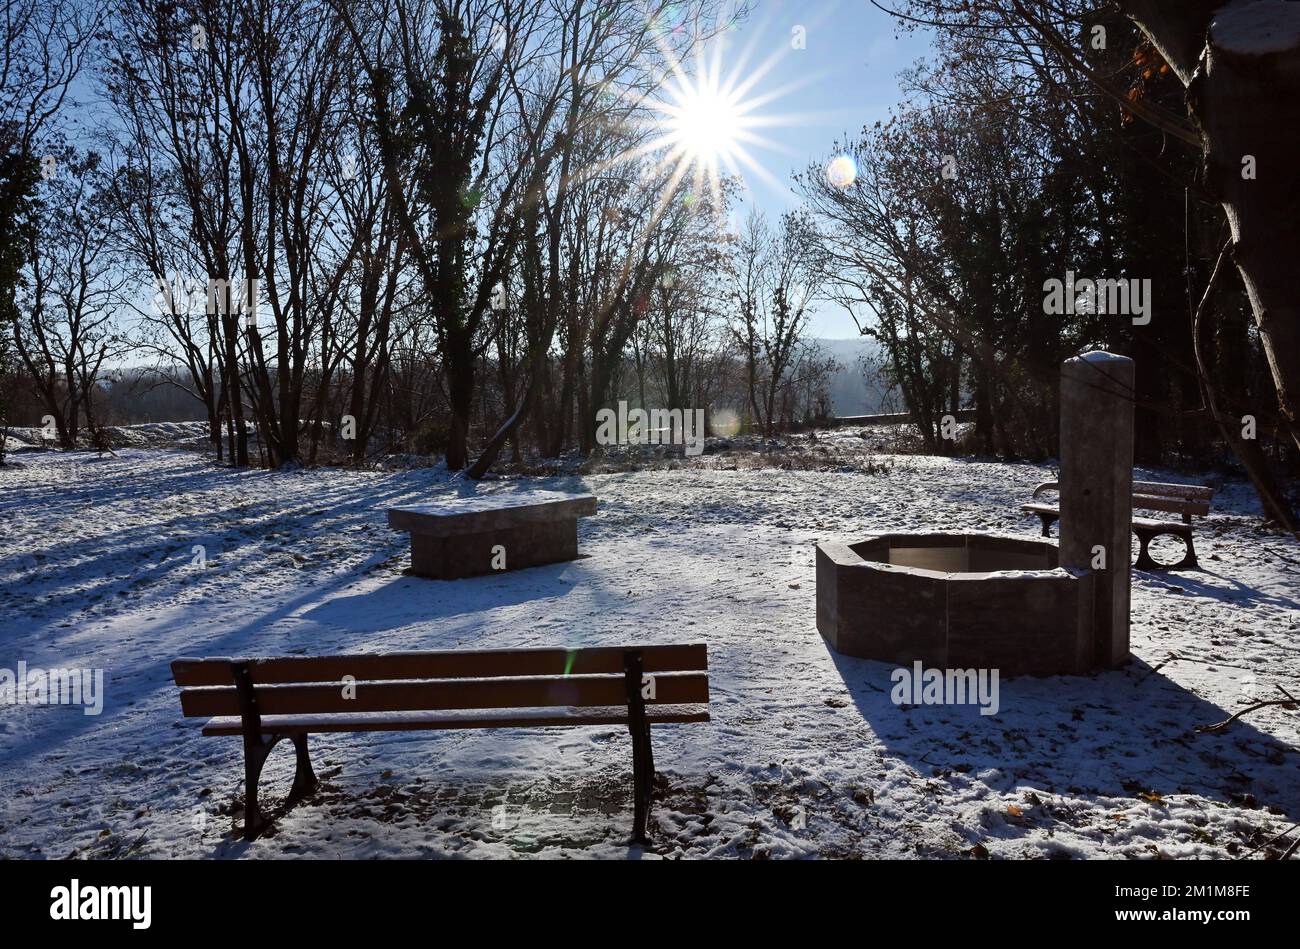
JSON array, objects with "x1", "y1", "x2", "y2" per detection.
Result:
[
  {"x1": 445, "y1": 329, "x2": 475, "y2": 470},
  {"x1": 1119, "y1": 0, "x2": 1300, "y2": 451},
  {"x1": 223, "y1": 316, "x2": 249, "y2": 467}
]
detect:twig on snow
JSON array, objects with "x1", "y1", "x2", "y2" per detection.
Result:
[{"x1": 1196, "y1": 687, "x2": 1299, "y2": 734}]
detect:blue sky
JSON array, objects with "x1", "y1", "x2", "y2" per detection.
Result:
[{"x1": 696, "y1": 0, "x2": 935, "y2": 337}]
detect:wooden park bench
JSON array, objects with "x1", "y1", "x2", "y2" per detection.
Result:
[
  {"x1": 388, "y1": 491, "x2": 597, "y2": 579},
  {"x1": 171, "y1": 643, "x2": 709, "y2": 843},
  {"x1": 1021, "y1": 480, "x2": 1214, "y2": 570}
]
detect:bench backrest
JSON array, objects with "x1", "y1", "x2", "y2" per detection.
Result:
[
  {"x1": 172, "y1": 644, "x2": 709, "y2": 719},
  {"x1": 1031, "y1": 479, "x2": 1213, "y2": 518},
  {"x1": 1131, "y1": 482, "x2": 1211, "y2": 518}
]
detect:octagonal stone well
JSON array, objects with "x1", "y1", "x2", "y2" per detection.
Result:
[{"x1": 815, "y1": 533, "x2": 1095, "y2": 677}]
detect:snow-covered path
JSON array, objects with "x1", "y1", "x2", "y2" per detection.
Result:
[{"x1": 1, "y1": 446, "x2": 1296, "y2": 859}]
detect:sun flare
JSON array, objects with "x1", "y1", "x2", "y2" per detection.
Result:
[
  {"x1": 663, "y1": 81, "x2": 744, "y2": 169},
  {"x1": 587, "y1": 20, "x2": 814, "y2": 235},
  {"x1": 620, "y1": 31, "x2": 799, "y2": 219}
]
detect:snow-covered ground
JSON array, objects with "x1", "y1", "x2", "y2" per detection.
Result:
[{"x1": 1, "y1": 440, "x2": 1297, "y2": 859}]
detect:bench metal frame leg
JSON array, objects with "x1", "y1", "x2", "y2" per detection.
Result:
[
  {"x1": 623, "y1": 650, "x2": 654, "y2": 845},
  {"x1": 233, "y1": 663, "x2": 319, "y2": 840},
  {"x1": 1133, "y1": 527, "x2": 1197, "y2": 571}
]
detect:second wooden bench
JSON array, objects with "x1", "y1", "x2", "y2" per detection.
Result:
[{"x1": 1021, "y1": 479, "x2": 1214, "y2": 570}]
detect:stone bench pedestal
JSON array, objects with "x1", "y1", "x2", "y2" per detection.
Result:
[{"x1": 388, "y1": 492, "x2": 597, "y2": 580}]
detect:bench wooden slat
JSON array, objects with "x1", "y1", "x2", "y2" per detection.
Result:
[
  {"x1": 179, "y1": 671, "x2": 710, "y2": 718},
  {"x1": 1133, "y1": 517, "x2": 1192, "y2": 534},
  {"x1": 1131, "y1": 494, "x2": 1210, "y2": 517},
  {"x1": 1020, "y1": 502, "x2": 1058, "y2": 516},
  {"x1": 1024, "y1": 496, "x2": 1207, "y2": 518},
  {"x1": 171, "y1": 643, "x2": 708, "y2": 687},
  {"x1": 1133, "y1": 480, "x2": 1215, "y2": 501},
  {"x1": 1024, "y1": 506, "x2": 1195, "y2": 535},
  {"x1": 198, "y1": 704, "x2": 711, "y2": 736}
]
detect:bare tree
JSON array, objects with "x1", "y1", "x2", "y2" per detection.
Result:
[
  {"x1": 1, "y1": 0, "x2": 97, "y2": 460},
  {"x1": 727, "y1": 209, "x2": 821, "y2": 437},
  {"x1": 14, "y1": 148, "x2": 126, "y2": 447},
  {"x1": 103, "y1": 0, "x2": 257, "y2": 465}
]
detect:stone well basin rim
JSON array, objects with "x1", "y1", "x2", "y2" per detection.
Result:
[{"x1": 825, "y1": 531, "x2": 1090, "y2": 581}]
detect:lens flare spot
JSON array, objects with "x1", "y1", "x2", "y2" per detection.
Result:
[
  {"x1": 827, "y1": 155, "x2": 856, "y2": 189},
  {"x1": 710, "y1": 408, "x2": 741, "y2": 438}
]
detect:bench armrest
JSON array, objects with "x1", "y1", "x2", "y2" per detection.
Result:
[{"x1": 1031, "y1": 481, "x2": 1059, "y2": 499}]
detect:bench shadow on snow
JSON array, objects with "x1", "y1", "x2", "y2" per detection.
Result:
[
  {"x1": 1138, "y1": 566, "x2": 1300, "y2": 613},
  {"x1": 825, "y1": 647, "x2": 1300, "y2": 849}
]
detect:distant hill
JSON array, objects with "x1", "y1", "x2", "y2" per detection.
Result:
[{"x1": 808, "y1": 337, "x2": 900, "y2": 417}]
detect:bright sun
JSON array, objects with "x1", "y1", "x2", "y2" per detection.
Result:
[
  {"x1": 595, "y1": 25, "x2": 807, "y2": 227},
  {"x1": 665, "y1": 82, "x2": 743, "y2": 168}
]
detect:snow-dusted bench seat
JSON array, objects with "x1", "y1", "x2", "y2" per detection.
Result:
[
  {"x1": 171, "y1": 643, "x2": 709, "y2": 842},
  {"x1": 1021, "y1": 480, "x2": 1214, "y2": 570},
  {"x1": 387, "y1": 491, "x2": 597, "y2": 579}
]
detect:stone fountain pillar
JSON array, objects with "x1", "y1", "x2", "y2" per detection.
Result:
[{"x1": 1058, "y1": 351, "x2": 1134, "y2": 668}]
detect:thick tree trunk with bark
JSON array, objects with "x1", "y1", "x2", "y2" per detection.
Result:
[
  {"x1": 1118, "y1": 0, "x2": 1300, "y2": 452},
  {"x1": 445, "y1": 329, "x2": 475, "y2": 471}
]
